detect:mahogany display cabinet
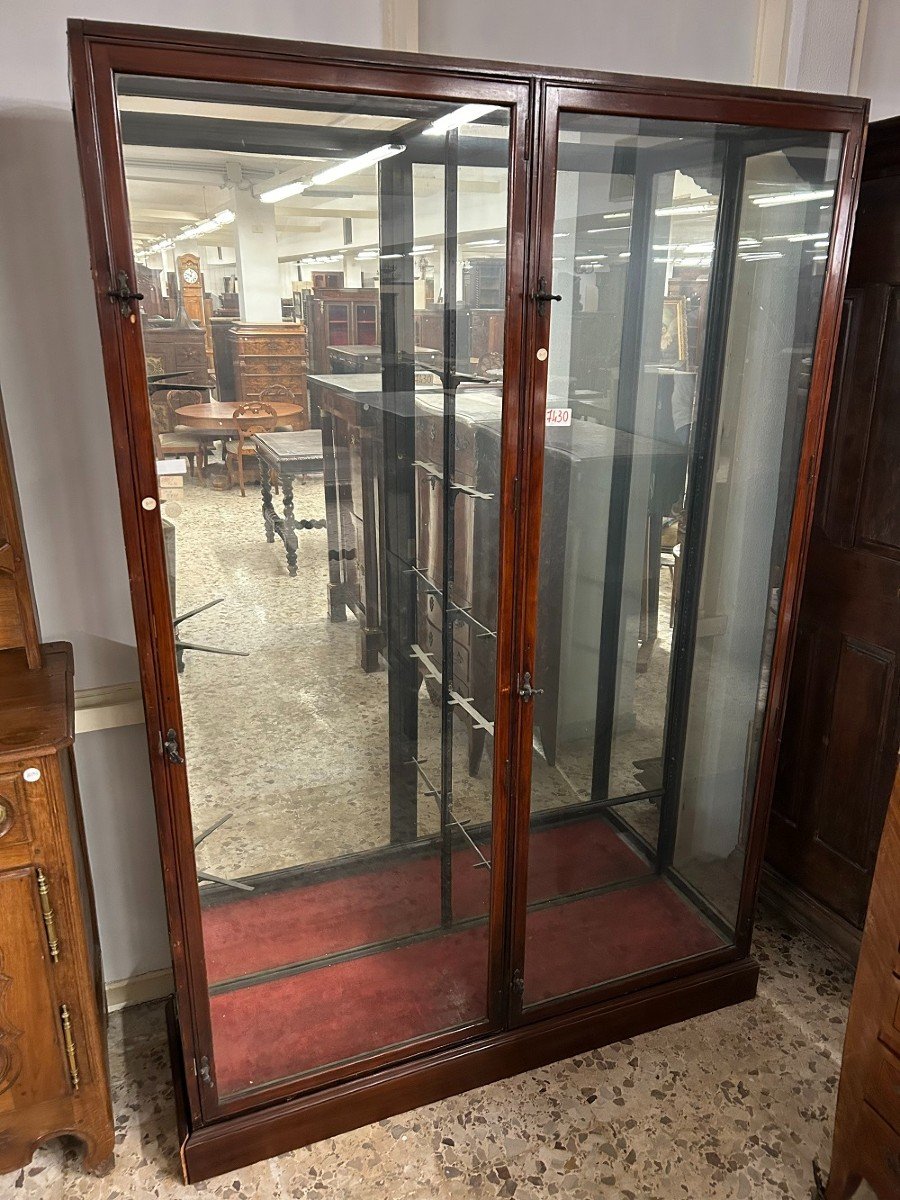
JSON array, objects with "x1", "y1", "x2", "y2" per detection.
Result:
[{"x1": 68, "y1": 19, "x2": 866, "y2": 1183}]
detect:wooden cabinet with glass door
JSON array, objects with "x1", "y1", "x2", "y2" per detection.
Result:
[{"x1": 69, "y1": 18, "x2": 865, "y2": 1183}]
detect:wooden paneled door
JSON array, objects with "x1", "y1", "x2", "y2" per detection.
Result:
[{"x1": 767, "y1": 116, "x2": 900, "y2": 940}]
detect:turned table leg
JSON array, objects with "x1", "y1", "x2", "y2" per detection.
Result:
[
  {"x1": 281, "y1": 471, "x2": 298, "y2": 577},
  {"x1": 259, "y1": 454, "x2": 277, "y2": 544}
]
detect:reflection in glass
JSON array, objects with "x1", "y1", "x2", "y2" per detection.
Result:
[
  {"x1": 524, "y1": 113, "x2": 842, "y2": 1008},
  {"x1": 117, "y1": 75, "x2": 510, "y2": 1095}
]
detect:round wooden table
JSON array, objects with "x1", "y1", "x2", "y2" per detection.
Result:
[{"x1": 174, "y1": 401, "x2": 305, "y2": 433}]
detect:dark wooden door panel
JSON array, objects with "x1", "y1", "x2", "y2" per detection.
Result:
[
  {"x1": 767, "y1": 146, "x2": 900, "y2": 934},
  {"x1": 857, "y1": 286, "x2": 900, "y2": 557},
  {"x1": 815, "y1": 636, "x2": 895, "y2": 868}
]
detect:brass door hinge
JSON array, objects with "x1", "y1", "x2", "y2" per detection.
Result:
[
  {"x1": 36, "y1": 867, "x2": 60, "y2": 962},
  {"x1": 60, "y1": 1004, "x2": 80, "y2": 1091}
]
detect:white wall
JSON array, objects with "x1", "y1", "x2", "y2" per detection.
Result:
[
  {"x1": 419, "y1": 0, "x2": 758, "y2": 84},
  {"x1": 858, "y1": 0, "x2": 900, "y2": 120},
  {"x1": 0, "y1": 0, "x2": 382, "y2": 985}
]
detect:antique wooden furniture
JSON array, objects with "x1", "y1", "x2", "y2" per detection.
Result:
[
  {"x1": 305, "y1": 288, "x2": 379, "y2": 374},
  {"x1": 225, "y1": 403, "x2": 279, "y2": 496},
  {"x1": 327, "y1": 343, "x2": 442, "y2": 374},
  {"x1": 70, "y1": 19, "x2": 865, "y2": 1184},
  {"x1": 0, "y1": 644, "x2": 115, "y2": 1176},
  {"x1": 210, "y1": 318, "x2": 238, "y2": 406},
  {"x1": 150, "y1": 408, "x2": 206, "y2": 479},
  {"x1": 173, "y1": 400, "x2": 304, "y2": 435},
  {"x1": 142, "y1": 319, "x2": 208, "y2": 387},
  {"x1": 825, "y1": 761, "x2": 900, "y2": 1198},
  {"x1": 0, "y1": 392, "x2": 113, "y2": 1174},
  {"x1": 766, "y1": 116, "x2": 900, "y2": 963},
  {"x1": 228, "y1": 323, "x2": 309, "y2": 426},
  {"x1": 254, "y1": 431, "x2": 326, "y2": 574}
]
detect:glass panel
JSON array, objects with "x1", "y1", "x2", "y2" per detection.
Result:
[
  {"x1": 116, "y1": 75, "x2": 510, "y2": 1096},
  {"x1": 524, "y1": 111, "x2": 842, "y2": 1008}
]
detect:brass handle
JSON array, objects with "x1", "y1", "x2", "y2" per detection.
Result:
[
  {"x1": 36, "y1": 868, "x2": 60, "y2": 962},
  {"x1": 59, "y1": 1004, "x2": 80, "y2": 1091}
]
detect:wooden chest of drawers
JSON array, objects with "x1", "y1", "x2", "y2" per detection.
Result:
[
  {"x1": 0, "y1": 643, "x2": 113, "y2": 1175},
  {"x1": 142, "y1": 323, "x2": 208, "y2": 386},
  {"x1": 827, "y1": 763, "x2": 900, "y2": 1197},
  {"x1": 229, "y1": 323, "x2": 309, "y2": 427}
]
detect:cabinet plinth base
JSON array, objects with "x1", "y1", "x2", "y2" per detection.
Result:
[{"x1": 169, "y1": 957, "x2": 759, "y2": 1184}]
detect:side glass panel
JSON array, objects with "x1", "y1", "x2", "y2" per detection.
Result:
[
  {"x1": 116, "y1": 76, "x2": 510, "y2": 1098},
  {"x1": 524, "y1": 110, "x2": 842, "y2": 1009}
]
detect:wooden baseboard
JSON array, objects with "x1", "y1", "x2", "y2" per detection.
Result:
[
  {"x1": 760, "y1": 866, "x2": 862, "y2": 966},
  {"x1": 105, "y1": 967, "x2": 174, "y2": 1013},
  {"x1": 75, "y1": 681, "x2": 144, "y2": 734},
  {"x1": 173, "y1": 958, "x2": 759, "y2": 1183}
]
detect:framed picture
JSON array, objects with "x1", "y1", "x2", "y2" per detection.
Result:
[{"x1": 661, "y1": 296, "x2": 688, "y2": 363}]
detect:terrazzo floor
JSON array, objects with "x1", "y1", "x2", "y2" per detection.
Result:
[
  {"x1": 167, "y1": 473, "x2": 678, "y2": 886},
  {"x1": 1, "y1": 906, "x2": 870, "y2": 1200}
]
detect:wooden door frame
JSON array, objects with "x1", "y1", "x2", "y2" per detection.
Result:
[{"x1": 68, "y1": 17, "x2": 866, "y2": 1178}]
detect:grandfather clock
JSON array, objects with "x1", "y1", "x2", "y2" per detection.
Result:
[{"x1": 175, "y1": 253, "x2": 214, "y2": 371}]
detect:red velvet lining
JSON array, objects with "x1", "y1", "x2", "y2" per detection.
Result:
[
  {"x1": 201, "y1": 816, "x2": 650, "y2": 985},
  {"x1": 204, "y1": 819, "x2": 724, "y2": 1097}
]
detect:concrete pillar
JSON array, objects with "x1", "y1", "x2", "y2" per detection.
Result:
[{"x1": 232, "y1": 186, "x2": 283, "y2": 323}]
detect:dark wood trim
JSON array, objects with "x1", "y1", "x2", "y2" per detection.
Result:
[
  {"x1": 759, "y1": 866, "x2": 862, "y2": 966},
  {"x1": 174, "y1": 956, "x2": 759, "y2": 1183},
  {"x1": 70, "y1": 19, "x2": 865, "y2": 119}
]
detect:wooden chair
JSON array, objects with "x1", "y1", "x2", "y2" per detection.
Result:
[
  {"x1": 225, "y1": 402, "x2": 279, "y2": 495},
  {"x1": 149, "y1": 404, "x2": 205, "y2": 478},
  {"x1": 257, "y1": 383, "x2": 297, "y2": 430}
]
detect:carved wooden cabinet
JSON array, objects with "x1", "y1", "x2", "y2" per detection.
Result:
[
  {"x1": 827, "y1": 761, "x2": 900, "y2": 1198},
  {"x1": 229, "y1": 323, "x2": 309, "y2": 426},
  {"x1": 0, "y1": 642, "x2": 114, "y2": 1175},
  {"x1": 142, "y1": 322, "x2": 208, "y2": 387}
]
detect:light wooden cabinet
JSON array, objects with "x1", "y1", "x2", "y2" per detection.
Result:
[{"x1": 0, "y1": 644, "x2": 114, "y2": 1175}]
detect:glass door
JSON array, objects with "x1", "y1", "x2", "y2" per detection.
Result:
[
  {"x1": 517, "y1": 89, "x2": 845, "y2": 1014},
  {"x1": 111, "y1": 69, "x2": 525, "y2": 1110}
]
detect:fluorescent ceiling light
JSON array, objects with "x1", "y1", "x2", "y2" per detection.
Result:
[
  {"x1": 423, "y1": 104, "x2": 500, "y2": 136},
  {"x1": 575, "y1": 253, "x2": 607, "y2": 260},
  {"x1": 811, "y1": 254, "x2": 828, "y2": 261},
  {"x1": 410, "y1": 244, "x2": 434, "y2": 253},
  {"x1": 259, "y1": 143, "x2": 405, "y2": 203},
  {"x1": 554, "y1": 232, "x2": 570, "y2": 238},
  {"x1": 603, "y1": 211, "x2": 631, "y2": 220},
  {"x1": 655, "y1": 201, "x2": 717, "y2": 217},
  {"x1": 814, "y1": 239, "x2": 829, "y2": 249},
  {"x1": 751, "y1": 188, "x2": 834, "y2": 208},
  {"x1": 619, "y1": 252, "x2": 630, "y2": 259},
  {"x1": 259, "y1": 179, "x2": 309, "y2": 205},
  {"x1": 173, "y1": 209, "x2": 235, "y2": 242},
  {"x1": 740, "y1": 251, "x2": 783, "y2": 261},
  {"x1": 466, "y1": 238, "x2": 503, "y2": 247}
]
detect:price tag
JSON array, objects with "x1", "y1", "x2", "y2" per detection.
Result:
[{"x1": 545, "y1": 407, "x2": 572, "y2": 428}]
